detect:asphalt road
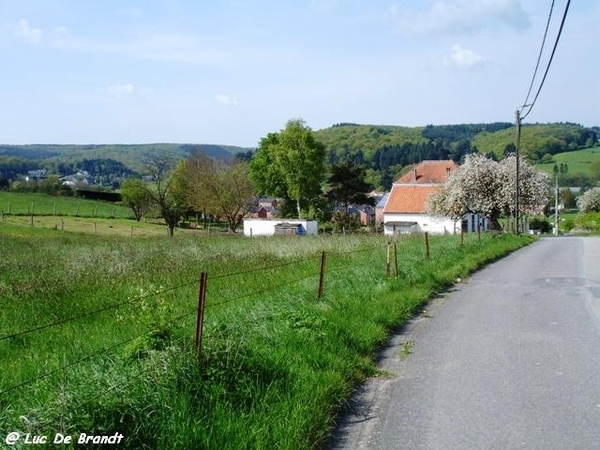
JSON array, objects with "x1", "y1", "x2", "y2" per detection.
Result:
[{"x1": 330, "y1": 237, "x2": 600, "y2": 450}]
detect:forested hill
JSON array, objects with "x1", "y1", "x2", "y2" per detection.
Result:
[
  {"x1": 0, "y1": 143, "x2": 254, "y2": 174},
  {"x1": 316, "y1": 122, "x2": 598, "y2": 162}
]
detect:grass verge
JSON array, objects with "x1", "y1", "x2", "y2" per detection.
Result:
[{"x1": 0, "y1": 226, "x2": 534, "y2": 448}]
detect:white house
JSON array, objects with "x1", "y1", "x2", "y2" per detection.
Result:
[
  {"x1": 383, "y1": 160, "x2": 489, "y2": 236},
  {"x1": 243, "y1": 219, "x2": 318, "y2": 237}
]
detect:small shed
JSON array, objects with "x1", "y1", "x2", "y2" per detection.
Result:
[{"x1": 243, "y1": 219, "x2": 318, "y2": 237}]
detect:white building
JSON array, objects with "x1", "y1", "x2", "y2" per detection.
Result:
[
  {"x1": 383, "y1": 160, "x2": 489, "y2": 236},
  {"x1": 243, "y1": 219, "x2": 318, "y2": 237}
]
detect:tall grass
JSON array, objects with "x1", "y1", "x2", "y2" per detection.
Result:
[{"x1": 0, "y1": 225, "x2": 534, "y2": 448}]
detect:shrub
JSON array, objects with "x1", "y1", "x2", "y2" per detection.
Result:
[
  {"x1": 576, "y1": 211, "x2": 600, "y2": 232},
  {"x1": 577, "y1": 187, "x2": 600, "y2": 213}
]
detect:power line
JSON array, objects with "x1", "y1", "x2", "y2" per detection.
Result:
[
  {"x1": 521, "y1": 0, "x2": 555, "y2": 111},
  {"x1": 521, "y1": 0, "x2": 571, "y2": 120}
]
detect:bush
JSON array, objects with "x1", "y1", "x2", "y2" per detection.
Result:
[
  {"x1": 529, "y1": 217, "x2": 552, "y2": 234},
  {"x1": 576, "y1": 211, "x2": 600, "y2": 232},
  {"x1": 577, "y1": 187, "x2": 600, "y2": 213},
  {"x1": 562, "y1": 218, "x2": 575, "y2": 232}
]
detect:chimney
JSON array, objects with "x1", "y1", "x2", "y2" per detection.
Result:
[{"x1": 413, "y1": 168, "x2": 417, "y2": 182}]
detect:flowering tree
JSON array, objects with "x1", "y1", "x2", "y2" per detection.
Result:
[
  {"x1": 577, "y1": 187, "x2": 600, "y2": 213},
  {"x1": 427, "y1": 153, "x2": 549, "y2": 230},
  {"x1": 498, "y1": 155, "x2": 550, "y2": 217},
  {"x1": 427, "y1": 154, "x2": 503, "y2": 229}
]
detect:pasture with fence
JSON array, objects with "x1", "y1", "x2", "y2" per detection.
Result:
[{"x1": 0, "y1": 223, "x2": 533, "y2": 449}]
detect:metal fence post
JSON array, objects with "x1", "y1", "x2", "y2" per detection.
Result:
[
  {"x1": 195, "y1": 272, "x2": 208, "y2": 355},
  {"x1": 318, "y1": 251, "x2": 327, "y2": 299},
  {"x1": 424, "y1": 232, "x2": 430, "y2": 259}
]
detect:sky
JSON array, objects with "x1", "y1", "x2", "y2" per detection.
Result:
[{"x1": 0, "y1": 0, "x2": 598, "y2": 147}]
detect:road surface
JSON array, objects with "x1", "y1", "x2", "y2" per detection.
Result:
[{"x1": 329, "y1": 237, "x2": 600, "y2": 450}]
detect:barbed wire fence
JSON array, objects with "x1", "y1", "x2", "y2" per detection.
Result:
[{"x1": 0, "y1": 232, "x2": 476, "y2": 429}]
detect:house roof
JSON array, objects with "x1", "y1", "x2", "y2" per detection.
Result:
[
  {"x1": 383, "y1": 185, "x2": 440, "y2": 214},
  {"x1": 376, "y1": 192, "x2": 390, "y2": 209},
  {"x1": 395, "y1": 160, "x2": 458, "y2": 184}
]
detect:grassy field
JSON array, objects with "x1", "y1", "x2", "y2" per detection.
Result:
[
  {"x1": 536, "y1": 147, "x2": 600, "y2": 178},
  {"x1": 0, "y1": 191, "x2": 132, "y2": 218},
  {"x1": 0, "y1": 192, "x2": 232, "y2": 237},
  {"x1": 0, "y1": 220, "x2": 535, "y2": 449}
]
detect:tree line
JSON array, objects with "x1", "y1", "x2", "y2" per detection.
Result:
[{"x1": 120, "y1": 120, "x2": 377, "y2": 235}]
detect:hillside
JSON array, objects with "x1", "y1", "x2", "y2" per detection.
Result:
[
  {"x1": 316, "y1": 122, "x2": 597, "y2": 163},
  {"x1": 535, "y1": 147, "x2": 600, "y2": 187},
  {"x1": 471, "y1": 123, "x2": 598, "y2": 161},
  {"x1": 0, "y1": 143, "x2": 254, "y2": 174},
  {"x1": 313, "y1": 122, "x2": 598, "y2": 188}
]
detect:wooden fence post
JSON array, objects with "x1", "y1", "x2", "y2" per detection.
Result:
[
  {"x1": 424, "y1": 232, "x2": 430, "y2": 259},
  {"x1": 386, "y1": 242, "x2": 391, "y2": 277},
  {"x1": 318, "y1": 251, "x2": 327, "y2": 299},
  {"x1": 195, "y1": 272, "x2": 208, "y2": 355},
  {"x1": 394, "y1": 242, "x2": 399, "y2": 277}
]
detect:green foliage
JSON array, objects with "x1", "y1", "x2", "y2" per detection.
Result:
[
  {"x1": 314, "y1": 124, "x2": 427, "y2": 161},
  {"x1": 536, "y1": 147, "x2": 600, "y2": 187},
  {"x1": 326, "y1": 161, "x2": 375, "y2": 208},
  {"x1": 183, "y1": 153, "x2": 255, "y2": 232},
  {"x1": 472, "y1": 123, "x2": 597, "y2": 162},
  {"x1": 529, "y1": 217, "x2": 552, "y2": 234},
  {"x1": 251, "y1": 120, "x2": 326, "y2": 218},
  {"x1": 0, "y1": 226, "x2": 533, "y2": 449},
  {"x1": 331, "y1": 210, "x2": 360, "y2": 232},
  {"x1": 0, "y1": 144, "x2": 252, "y2": 175},
  {"x1": 561, "y1": 188, "x2": 577, "y2": 209},
  {"x1": 576, "y1": 211, "x2": 600, "y2": 232},
  {"x1": 120, "y1": 178, "x2": 154, "y2": 221}
]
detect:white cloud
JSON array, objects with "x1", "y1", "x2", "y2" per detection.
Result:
[
  {"x1": 107, "y1": 83, "x2": 136, "y2": 96},
  {"x1": 14, "y1": 19, "x2": 43, "y2": 44},
  {"x1": 389, "y1": 0, "x2": 530, "y2": 35},
  {"x1": 215, "y1": 94, "x2": 239, "y2": 107},
  {"x1": 444, "y1": 44, "x2": 487, "y2": 68}
]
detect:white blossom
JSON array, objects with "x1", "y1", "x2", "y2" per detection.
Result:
[
  {"x1": 577, "y1": 187, "x2": 600, "y2": 213},
  {"x1": 427, "y1": 153, "x2": 550, "y2": 230}
]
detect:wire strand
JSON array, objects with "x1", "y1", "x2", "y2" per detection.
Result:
[
  {"x1": 522, "y1": 0, "x2": 571, "y2": 120},
  {"x1": 521, "y1": 0, "x2": 555, "y2": 111},
  {"x1": 0, "y1": 280, "x2": 198, "y2": 342}
]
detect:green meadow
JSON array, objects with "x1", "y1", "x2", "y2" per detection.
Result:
[
  {"x1": 0, "y1": 191, "x2": 132, "y2": 218},
  {"x1": 536, "y1": 147, "x2": 600, "y2": 179},
  {"x1": 0, "y1": 210, "x2": 534, "y2": 449}
]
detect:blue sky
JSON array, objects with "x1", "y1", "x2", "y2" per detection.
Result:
[{"x1": 1, "y1": 0, "x2": 597, "y2": 147}]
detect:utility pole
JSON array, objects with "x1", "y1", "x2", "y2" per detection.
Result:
[
  {"x1": 514, "y1": 109, "x2": 521, "y2": 235},
  {"x1": 554, "y1": 173, "x2": 559, "y2": 236}
]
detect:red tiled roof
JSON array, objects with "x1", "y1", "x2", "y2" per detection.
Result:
[
  {"x1": 395, "y1": 160, "x2": 458, "y2": 184},
  {"x1": 383, "y1": 185, "x2": 440, "y2": 214}
]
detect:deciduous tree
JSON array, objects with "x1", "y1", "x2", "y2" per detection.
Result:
[
  {"x1": 120, "y1": 178, "x2": 153, "y2": 221},
  {"x1": 250, "y1": 120, "x2": 326, "y2": 218},
  {"x1": 144, "y1": 155, "x2": 186, "y2": 237},
  {"x1": 184, "y1": 152, "x2": 255, "y2": 232}
]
